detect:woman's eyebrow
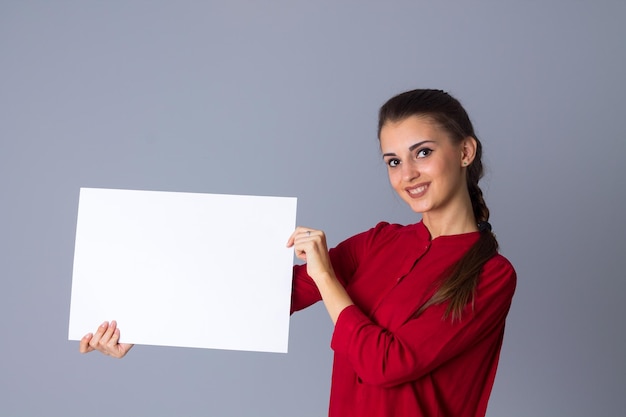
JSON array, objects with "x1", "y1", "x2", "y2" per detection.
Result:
[
  {"x1": 408, "y1": 140, "x2": 435, "y2": 151},
  {"x1": 382, "y1": 140, "x2": 435, "y2": 158}
]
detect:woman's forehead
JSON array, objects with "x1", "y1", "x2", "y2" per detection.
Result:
[{"x1": 380, "y1": 116, "x2": 452, "y2": 147}]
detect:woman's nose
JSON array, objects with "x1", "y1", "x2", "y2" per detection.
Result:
[{"x1": 401, "y1": 160, "x2": 419, "y2": 181}]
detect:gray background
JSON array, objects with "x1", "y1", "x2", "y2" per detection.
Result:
[{"x1": 1, "y1": 1, "x2": 624, "y2": 416}]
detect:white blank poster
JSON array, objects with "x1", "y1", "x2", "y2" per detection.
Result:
[{"x1": 68, "y1": 188, "x2": 297, "y2": 353}]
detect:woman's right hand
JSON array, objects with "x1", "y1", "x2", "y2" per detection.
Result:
[{"x1": 79, "y1": 320, "x2": 134, "y2": 359}]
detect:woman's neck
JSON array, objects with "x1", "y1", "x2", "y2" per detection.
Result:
[{"x1": 421, "y1": 201, "x2": 478, "y2": 239}]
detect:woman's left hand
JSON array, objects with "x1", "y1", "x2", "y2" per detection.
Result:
[{"x1": 286, "y1": 226, "x2": 334, "y2": 282}]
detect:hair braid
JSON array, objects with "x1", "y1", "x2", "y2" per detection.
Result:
[{"x1": 466, "y1": 142, "x2": 489, "y2": 223}]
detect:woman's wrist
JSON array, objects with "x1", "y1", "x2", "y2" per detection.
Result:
[{"x1": 313, "y1": 272, "x2": 354, "y2": 324}]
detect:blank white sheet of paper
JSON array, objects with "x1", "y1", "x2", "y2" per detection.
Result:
[{"x1": 68, "y1": 188, "x2": 297, "y2": 353}]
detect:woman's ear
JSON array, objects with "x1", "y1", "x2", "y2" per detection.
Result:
[{"x1": 461, "y1": 136, "x2": 478, "y2": 166}]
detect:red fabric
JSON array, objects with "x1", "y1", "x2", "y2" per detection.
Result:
[{"x1": 291, "y1": 221, "x2": 516, "y2": 417}]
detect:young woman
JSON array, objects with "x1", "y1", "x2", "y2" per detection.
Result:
[{"x1": 81, "y1": 89, "x2": 516, "y2": 417}]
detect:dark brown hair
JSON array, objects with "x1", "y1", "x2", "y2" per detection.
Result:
[{"x1": 378, "y1": 89, "x2": 499, "y2": 321}]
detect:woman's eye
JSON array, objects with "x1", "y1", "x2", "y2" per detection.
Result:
[
  {"x1": 387, "y1": 158, "x2": 400, "y2": 167},
  {"x1": 417, "y1": 148, "x2": 432, "y2": 158}
]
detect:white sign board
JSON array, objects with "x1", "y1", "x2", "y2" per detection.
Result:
[{"x1": 68, "y1": 188, "x2": 297, "y2": 353}]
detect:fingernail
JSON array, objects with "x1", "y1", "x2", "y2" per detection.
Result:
[{"x1": 100, "y1": 321, "x2": 108, "y2": 328}]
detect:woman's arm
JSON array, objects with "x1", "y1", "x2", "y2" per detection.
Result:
[{"x1": 330, "y1": 256, "x2": 516, "y2": 387}]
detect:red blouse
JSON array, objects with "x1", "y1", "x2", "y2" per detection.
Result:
[{"x1": 291, "y1": 221, "x2": 516, "y2": 417}]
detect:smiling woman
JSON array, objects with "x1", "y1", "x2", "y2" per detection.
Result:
[
  {"x1": 80, "y1": 89, "x2": 516, "y2": 417},
  {"x1": 290, "y1": 89, "x2": 516, "y2": 417}
]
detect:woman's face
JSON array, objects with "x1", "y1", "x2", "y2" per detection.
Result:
[{"x1": 379, "y1": 115, "x2": 475, "y2": 216}]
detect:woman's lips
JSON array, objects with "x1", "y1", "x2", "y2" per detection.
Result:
[{"x1": 406, "y1": 183, "x2": 428, "y2": 198}]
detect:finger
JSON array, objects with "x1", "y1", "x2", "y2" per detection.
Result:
[
  {"x1": 109, "y1": 327, "x2": 134, "y2": 358},
  {"x1": 295, "y1": 249, "x2": 308, "y2": 262},
  {"x1": 292, "y1": 229, "x2": 319, "y2": 255},
  {"x1": 89, "y1": 321, "x2": 115, "y2": 356},
  {"x1": 108, "y1": 326, "x2": 120, "y2": 345},
  {"x1": 287, "y1": 226, "x2": 309, "y2": 247},
  {"x1": 296, "y1": 232, "x2": 325, "y2": 250},
  {"x1": 98, "y1": 320, "x2": 117, "y2": 350},
  {"x1": 296, "y1": 228, "x2": 319, "y2": 242},
  {"x1": 88, "y1": 321, "x2": 109, "y2": 350},
  {"x1": 108, "y1": 328, "x2": 123, "y2": 357},
  {"x1": 79, "y1": 333, "x2": 94, "y2": 353}
]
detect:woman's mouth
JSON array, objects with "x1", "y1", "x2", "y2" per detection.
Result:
[{"x1": 406, "y1": 184, "x2": 428, "y2": 198}]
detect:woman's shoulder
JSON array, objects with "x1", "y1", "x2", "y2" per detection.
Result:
[
  {"x1": 481, "y1": 252, "x2": 517, "y2": 293},
  {"x1": 485, "y1": 253, "x2": 516, "y2": 274},
  {"x1": 356, "y1": 221, "x2": 425, "y2": 245},
  {"x1": 369, "y1": 220, "x2": 423, "y2": 236},
  {"x1": 334, "y1": 221, "x2": 422, "y2": 255}
]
